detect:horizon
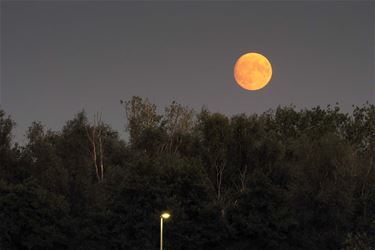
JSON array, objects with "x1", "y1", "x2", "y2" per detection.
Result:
[{"x1": 2, "y1": 98, "x2": 375, "y2": 146}]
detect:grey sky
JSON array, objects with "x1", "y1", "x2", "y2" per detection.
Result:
[{"x1": 1, "y1": 1, "x2": 374, "y2": 143}]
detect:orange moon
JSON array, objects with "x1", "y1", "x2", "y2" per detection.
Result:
[{"x1": 234, "y1": 52, "x2": 272, "y2": 91}]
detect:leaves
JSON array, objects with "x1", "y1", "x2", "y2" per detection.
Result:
[{"x1": 1, "y1": 101, "x2": 375, "y2": 249}]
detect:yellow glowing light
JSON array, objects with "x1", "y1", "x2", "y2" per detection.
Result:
[
  {"x1": 234, "y1": 52, "x2": 273, "y2": 91},
  {"x1": 161, "y1": 212, "x2": 171, "y2": 219}
]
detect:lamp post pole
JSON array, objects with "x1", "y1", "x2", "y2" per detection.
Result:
[
  {"x1": 160, "y1": 212, "x2": 170, "y2": 250},
  {"x1": 160, "y1": 217, "x2": 163, "y2": 250}
]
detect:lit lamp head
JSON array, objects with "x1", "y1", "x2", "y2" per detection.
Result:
[{"x1": 161, "y1": 212, "x2": 171, "y2": 219}]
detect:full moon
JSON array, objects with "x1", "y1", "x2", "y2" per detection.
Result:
[{"x1": 234, "y1": 52, "x2": 273, "y2": 91}]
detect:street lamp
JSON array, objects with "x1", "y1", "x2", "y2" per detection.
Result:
[{"x1": 160, "y1": 212, "x2": 171, "y2": 250}]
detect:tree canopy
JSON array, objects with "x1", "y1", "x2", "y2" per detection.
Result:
[{"x1": 1, "y1": 98, "x2": 375, "y2": 249}]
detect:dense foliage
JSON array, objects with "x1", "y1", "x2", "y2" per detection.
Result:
[{"x1": 1, "y1": 98, "x2": 375, "y2": 249}]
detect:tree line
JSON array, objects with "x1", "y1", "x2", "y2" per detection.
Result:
[{"x1": 1, "y1": 96, "x2": 375, "y2": 249}]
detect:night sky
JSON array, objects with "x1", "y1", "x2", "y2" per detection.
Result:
[{"x1": 1, "y1": 1, "x2": 374, "y2": 143}]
